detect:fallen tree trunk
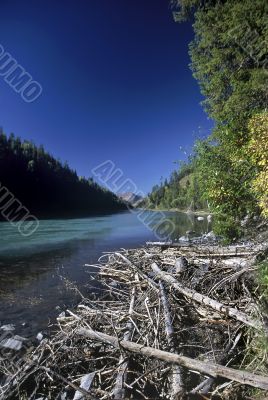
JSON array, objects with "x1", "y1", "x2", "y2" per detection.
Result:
[
  {"x1": 151, "y1": 263, "x2": 262, "y2": 330},
  {"x1": 75, "y1": 328, "x2": 268, "y2": 391},
  {"x1": 184, "y1": 252, "x2": 253, "y2": 258},
  {"x1": 159, "y1": 281, "x2": 184, "y2": 398},
  {"x1": 146, "y1": 241, "x2": 174, "y2": 247},
  {"x1": 113, "y1": 285, "x2": 136, "y2": 399},
  {"x1": 146, "y1": 242, "x2": 266, "y2": 257}
]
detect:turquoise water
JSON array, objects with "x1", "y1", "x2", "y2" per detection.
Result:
[{"x1": 0, "y1": 210, "x2": 210, "y2": 336}]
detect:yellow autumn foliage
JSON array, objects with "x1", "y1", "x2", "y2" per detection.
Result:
[{"x1": 247, "y1": 112, "x2": 268, "y2": 217}]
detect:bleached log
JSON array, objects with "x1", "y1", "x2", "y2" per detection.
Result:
[
  {"x1": 186, "y1": 252, "x2": 253, "y2": 258},
  {"x1": 115, "y1": 253, "x2": 159, "y2": 292},
  {"x1": 113, "y1": 286, "x2": 136, "y2": 399},
  {"x1": 75, "y1": 328, "x2": 268, "y2": 391},
  {"x1": 159, "y1": 281, "x2": 184, "y2": 398},
  {"x1": 146, "y1": 241, "x2": 174, "y2": 247},
  {"x1": 174, "y1": 257, "x2": 188, "y2": 273},
  {"x1": 151, "y1": 263, "x2": 262, "y2": 330},
  {"x1": 146, "y1": 241, "x2": 267, "y2": 257}
]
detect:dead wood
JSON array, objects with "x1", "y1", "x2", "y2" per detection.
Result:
[
  {"x1": 2, "y1": 241, "x2": 267, "y2": 400},
  {"x1": 75, "y1": 328, "x2": 268, "y2": 391},
  {"x1": 159, "y1": 281, "x2": 185, "y2": 398},
  {"x1": 152, "y1": 263, "x2": 262, "y2": 330}
]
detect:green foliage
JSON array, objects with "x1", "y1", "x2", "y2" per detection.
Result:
[
  {"x1": 145, "y1": 161, "x2": 207, "y2": 211},
  {"x1": 171, "y1": 1, "x2": 219, "y2": 22},
  {"x1": 246, "y1": 112, "x2": 268, "y2": 217},
  {"x1": 192, "y1": 1, "x2": 267, "y2": 124},
  {"x1": 194, "y1": 135, "x2": 258, "y2": 218},
  {"x1": 147, "y1": 1, "x2": 267, "y2": 241},
  {"x1": 213, "y1": 215, "x2": 243, "y2": 244},
  {"x1": 173, "y1": 0, "x2": 268, "y2": 128},
  {"x1": 170, "y1": 0, "x2": 268, "y2": 241},
  {"x1": 259, "y1": 260, "x2": 268, "y2": 301}
]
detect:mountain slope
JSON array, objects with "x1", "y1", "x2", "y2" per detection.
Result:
[
  {"x1": 142, "y1": 163, "x2": 206, "y2": 211},
  {"x1": 0, "y1": 132, "x2": 127, "y2": 220},
  {"x1": 118, "y1": 192, "x2": 143, "y2": 206}
]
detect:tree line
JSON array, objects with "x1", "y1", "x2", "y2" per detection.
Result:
[
  {"x1": 0, "y1": 132, "x2": 126, "y2": 220},
  {"x1": 146, "y1": 0, "x2": 268, "y2": 240},
  {"x1": 144, "y1": 162, "x2": 206, "y2": 211}
]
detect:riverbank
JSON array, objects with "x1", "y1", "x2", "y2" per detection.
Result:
[
  {"x1": 0, "y1": 211, "x2": 211, "y2": 338},
  {"x1": 143, "y1": 207, "x2": 212, "y2": 216},
  {"x1": 2, "y1": 238, "x2": 268, "y2": 399}
]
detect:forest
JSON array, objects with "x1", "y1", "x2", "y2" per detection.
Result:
[
  {"x1": 144, "y1": 0, "x2": 268, "y2": 240},
  {"x1": 1, "y1": 1, "x2": 268, "y2": 399},
  {"x1": 0, "y1": 131, "x2": 126, "y2": 220}
]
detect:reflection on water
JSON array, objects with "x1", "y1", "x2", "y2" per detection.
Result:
[{"x1": 0, "y1": 210, "x2": 211, "y2": 336}]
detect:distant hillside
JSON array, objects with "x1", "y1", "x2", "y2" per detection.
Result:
[
  {"x1": 142, "y1": 163, "x2": 207, "y2": 211},
  {"x1": 119, "y1": 192, "x2": 143, "y2": 206},
  {"x1": 0, "y1": 132, "x2": 127, "y2": 220}
]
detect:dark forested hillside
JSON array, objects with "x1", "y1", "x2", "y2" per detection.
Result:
[{"x1": 0, "y1": 131, "x2": 126, "y2": 220}]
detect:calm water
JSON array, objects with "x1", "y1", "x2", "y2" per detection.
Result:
[{"x1": 0, "y1": 210, "x2": 211, "y2": 337}]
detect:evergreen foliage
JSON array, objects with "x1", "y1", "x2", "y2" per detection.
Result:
[
  {"x1": 0, "y1": 131, "x2": 126, "y2": 220},
  {"x1": 147, "y1": 0, "x2": 268, "y2": 236},
  {"x1": 143, "y1": 161, "x2": 207, "y2": 211}
]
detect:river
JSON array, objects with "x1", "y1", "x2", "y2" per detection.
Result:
[{"x1": 0, "y1": 210, "x2": 211, "y2": 337}]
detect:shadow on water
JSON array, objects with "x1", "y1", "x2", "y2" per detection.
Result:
[{"x1": 0, "y1": 211, "x2": 212, "y2": 336}]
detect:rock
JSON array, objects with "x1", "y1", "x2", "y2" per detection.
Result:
[
  {"x1": 206, "y1": 231, "x2": 216, "y2": 240},
  {"x1": 0, "y1": 337, "x2": 23, "y2": 351},
  {"x1": 36, "y1": 332, "x2": 43, "y2": 341},
  {"x1": 174, "y1": 257, "x2": 188, "y2": 273},
  {"x1": 207, "y1": 214, "x2": 212, "y2": 222},
  {"x1": 179, "y1": 235, "x2": 189, "y2": 242},
  {"x1": 186, "y1": 230, "x2": 196, "y2": 235},
  {"x1": 58, "y1": 311, "x2": 66, "y2": 318},
  {"x1": 197, "y1": 216, "x2": 204, "y2": 221},
  {"x1": 0, "y1": 324, "x2": 15, "y2": 332},
  {"x1": 191, "y1": 237, "x2": 203, "y2": 244},
  {"x1": 73, "y1": 372, "x2": 96, "y2": 400}
]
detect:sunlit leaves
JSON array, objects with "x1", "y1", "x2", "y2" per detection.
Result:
[{"x1": 246, "y1": 112, "x2": 268, "y2": 217}]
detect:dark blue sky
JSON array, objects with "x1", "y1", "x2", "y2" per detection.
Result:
[{"x1": 0, "y1": 0, "x2": 212, "y2": 194}]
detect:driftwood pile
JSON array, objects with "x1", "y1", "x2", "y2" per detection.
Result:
[{"x1": 1, "y1": 241, "x2": 268, "y2": 399}]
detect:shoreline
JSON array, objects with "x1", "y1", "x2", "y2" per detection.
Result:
[
  {"x1": 142, "y1": 207, "x2": 212, "y2": 216},
  {"x1": 2, "y1": 239, "x2": 268, "y2": 399}
]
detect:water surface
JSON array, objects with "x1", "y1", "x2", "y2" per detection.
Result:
[{"x1": 0, "y1": 210, "x2": 211, "y2": 336}]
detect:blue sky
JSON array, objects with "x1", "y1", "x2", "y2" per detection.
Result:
[{"x1": 0, "y1": 0, "x2": 213, "y2": 194}]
